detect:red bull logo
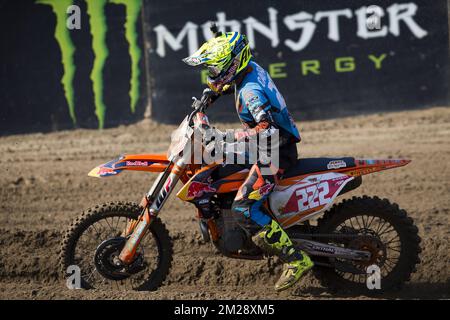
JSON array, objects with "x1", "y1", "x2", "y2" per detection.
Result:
[
  {"x1": 187, "y1": 182, "x2": 217, "y2": 198},
  {"x1": 126, "y1": 160, "x2": 149, "y2": 166}
]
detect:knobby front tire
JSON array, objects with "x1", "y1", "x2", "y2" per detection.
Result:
[{"x1": 59, "y1": 202, "x2": 173, "y2": 291}]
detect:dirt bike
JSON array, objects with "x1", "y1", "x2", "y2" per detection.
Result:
[{"x1": 60, "y1": 92, "x2": 421, "y2": 294}]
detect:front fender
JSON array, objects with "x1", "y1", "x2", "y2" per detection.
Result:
[{"x1": 88, "y1": 154, "x2": 170, "y2": 178}]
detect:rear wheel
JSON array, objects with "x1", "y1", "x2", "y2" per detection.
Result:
[
  {"x1": 314, "y1": 196, "x2": 421, "y2": 294},
  {"x1": 60, "y1": 202, "x2": 173, "y2": 291}
]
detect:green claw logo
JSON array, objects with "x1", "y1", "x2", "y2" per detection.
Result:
[{"x1": 37, "y1": 0, "x2": 143, "y2": 129}]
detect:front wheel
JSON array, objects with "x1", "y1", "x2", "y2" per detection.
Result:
[
  {"x1": 314, "y1": 196, "x2": 421, "y2": 294},
  {"x1": 60, "y1": 202, "x2": 173, "y2": 291}
]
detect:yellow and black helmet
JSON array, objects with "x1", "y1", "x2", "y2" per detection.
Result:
[{"x1": 183, "y1": 31, "x2": 252, "y2": 94}]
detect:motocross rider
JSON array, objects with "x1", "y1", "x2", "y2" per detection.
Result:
[{"x1": 183, "y1": 29, "x2": 313, "y2": 291}]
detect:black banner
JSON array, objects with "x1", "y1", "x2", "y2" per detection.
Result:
[
  {"x1": 145, "y1": 0, "x2": 450, "y2": 124},
  {"x1": 0, "y1": 0, "x2": 448, "y2": 133}
]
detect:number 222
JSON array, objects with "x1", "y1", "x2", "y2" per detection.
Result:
[{"x1": 296, "y1": 182, "x2": 330, "y2": 212}]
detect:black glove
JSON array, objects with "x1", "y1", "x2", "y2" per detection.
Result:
[{"x1": 201, "y1": 88, "x2": 220, "y2": 106}]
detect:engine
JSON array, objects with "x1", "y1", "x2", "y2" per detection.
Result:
[
  {"x1": 216, "y1": 208, "x2": 249, "y2": 253},
  {"x1": 212, "y1": 195, "x2": 262, "y2": 255}
]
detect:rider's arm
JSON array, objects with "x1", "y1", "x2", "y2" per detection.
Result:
[
  {"x1": 204, "y1": 88, "x2": 282, "y2": 159},
  {"x1": 234, "y1": 88, "x2": 279, "y2": 142}
]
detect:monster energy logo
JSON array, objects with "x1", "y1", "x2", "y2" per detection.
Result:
[{"x1": 37, "y1": 0, "x2": 143, "y2": 129}]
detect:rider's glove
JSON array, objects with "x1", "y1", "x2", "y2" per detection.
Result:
[{"x1": 202, "y1": 88, "x2": 220, "y2": 106}]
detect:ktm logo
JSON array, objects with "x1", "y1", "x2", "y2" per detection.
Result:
[{"x1": 37, "y1": 0, "x2": 143, "y2": 128}]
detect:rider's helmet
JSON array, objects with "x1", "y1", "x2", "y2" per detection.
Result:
[{"x1": 182, "y1": 31, "x2": 252, "y2": 94}]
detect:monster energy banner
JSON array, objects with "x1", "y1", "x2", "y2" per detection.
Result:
[
  {"x1": 0, "y1": 0, "x2": 449, "y2": 132},
  {"x1": 145, "y1": 0, "x2": 449, "y2": 123}
]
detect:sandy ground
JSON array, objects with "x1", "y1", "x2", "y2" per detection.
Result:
[{"x1": 0, "y1": 107, "x2": 449, "y2": 300}]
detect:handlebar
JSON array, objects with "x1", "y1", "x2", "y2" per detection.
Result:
[
  {"x1": 188, "y1": 89, "x2": 217, "y2": 125},
  {"x1": 188, "y1": 95, "x2": 207, "y2": 125}
]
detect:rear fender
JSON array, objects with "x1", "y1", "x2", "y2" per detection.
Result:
[
  {"x1": 342, "y1": 159, "x2": 411, "y2": 177},
  {"x1": 88, "y1": 154, "x2": 170, "y2": 178},
  {"x1": 271, "y1": 159, "x2": 410, "y2": 228}
]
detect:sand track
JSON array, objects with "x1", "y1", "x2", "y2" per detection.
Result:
[{"x1": 0, "y1": 107, "x2": 449, "y2": 299}]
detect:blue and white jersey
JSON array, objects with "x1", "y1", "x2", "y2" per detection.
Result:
[{"x1": 235, "y1": 60, "x2": 301, "y2": 143}]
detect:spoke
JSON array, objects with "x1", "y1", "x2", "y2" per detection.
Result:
[
  {"x1": 386, "y1": 240, "x2": 402, "y2": 247},
  {"x1": 358, "y1": 215, "x2": 366, "y2": 231},
  {"x1": 383, "y1": 258, "x2": 396, "y2": 269},
  {"x1": 365, "y1": 215, "x2": 376, "y2": 230},
  {"x1": 378, "y1": 222, "x2": 394, "y2": 233},
  {"x1": 378, "y1": 222, "x2": 394, "y2": 237},
  {"x1": 378, "y1": 226, "x2": 395, "y2": 238},
  {"x1": 354, "y1": 216, "x2": 363, "y2": 230},
  {"x1": 104, "y1": 217, "x2": 113, "y2": 232},
  {"x1": 385, "y1": 256, "x2": 399, "y2": 265},
  {"x1": 384, "y1": 235, "x2": 401, "y2": 246},
  {"x1": 361, "y1": 215, "x2": 368, "y2": 229},
  {"x1": 381, "y1": 265, "x2": 392, "y2": 276},
  {"x1": 375, "y1": 219, "x2": 388, "y2": 235},
  {"x1": 98, "y1": 219, "x2": 111, "y2": 236},
  {"x1": 382, "y1": 260, "x2": 395, "y2": 273},
  {"x1": 85, "y1": 267, "x2": 97, "y2": 282},
  {"x1": 387, "y1": 244, "x2": 402, "y2": 252},
  {"x1": 372, "y1": 217, "x2": 381, "y2": 232},
  {"x1": 348, "y1": 218, "x2": 357, "y2": 231},
  {"x1": 114, "y1": 216, "x2": 121, "y2": 232},
  {"x1": 90, "y1": 223, "x2": 101, "y2": 237}
]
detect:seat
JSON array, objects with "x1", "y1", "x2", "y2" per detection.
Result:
[{"x1": 283, "y1": 157, "x2": 355, "y2": 178}]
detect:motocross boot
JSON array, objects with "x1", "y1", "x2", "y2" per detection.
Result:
[{"x1": 254, "y1": 219, "x2": 314, "y2": 291}]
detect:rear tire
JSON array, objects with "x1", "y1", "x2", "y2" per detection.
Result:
[{"x1": 314, "y1": 196, "x2": 421, "y2": 295}]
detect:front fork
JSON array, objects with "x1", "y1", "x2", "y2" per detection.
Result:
[{"x1": 118, "y1": 157, "x2": 186, "y2": 264}]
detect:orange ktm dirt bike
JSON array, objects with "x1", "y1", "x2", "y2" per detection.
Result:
[{"x1": 60, "y1": 92, "x2": 421, "y2": 294}]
